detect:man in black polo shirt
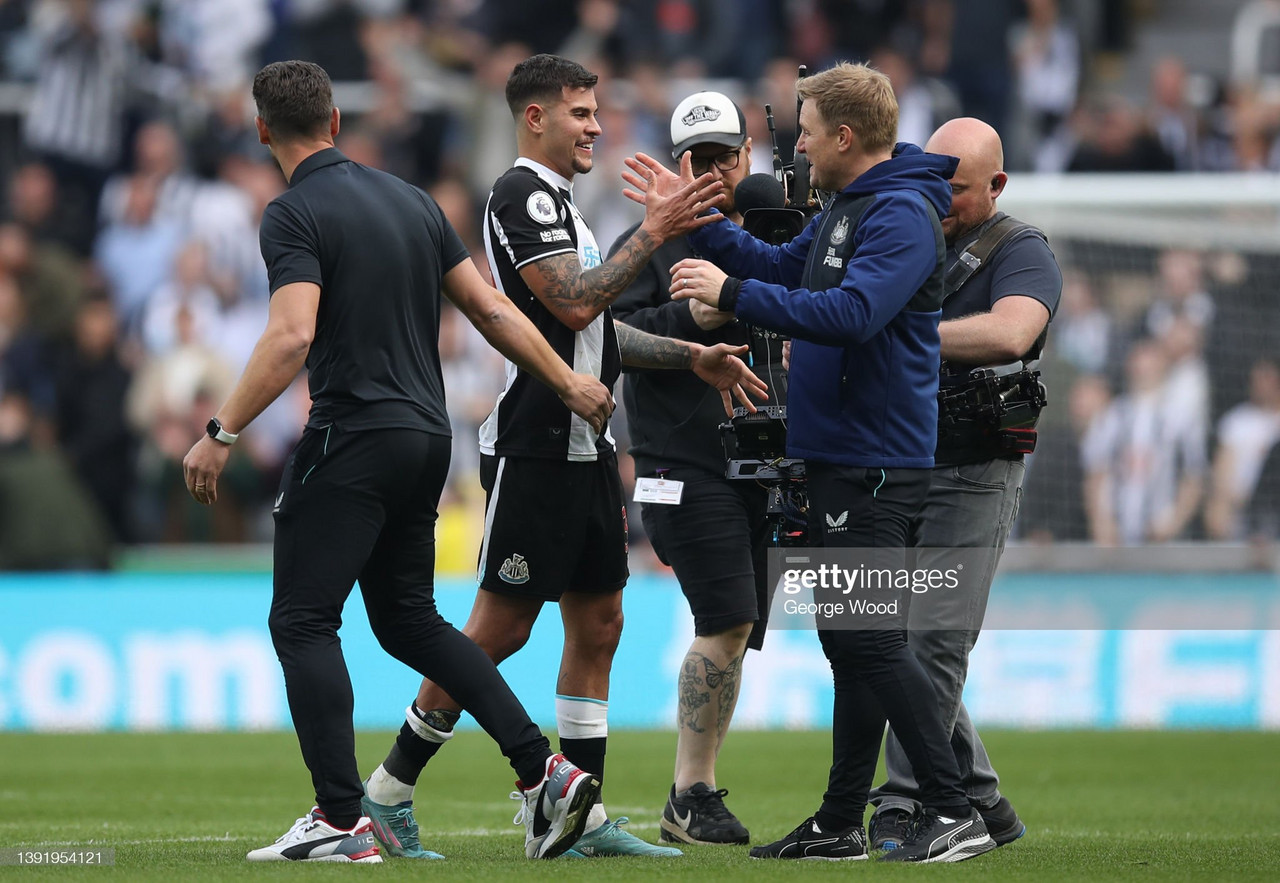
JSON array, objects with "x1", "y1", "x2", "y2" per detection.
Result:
[
  {"x1": 360, "y1": 54, "x2": 765, "y2": 860},
  {"x1": 182, "y1": 60, "x2": 613, "y2": 864}
]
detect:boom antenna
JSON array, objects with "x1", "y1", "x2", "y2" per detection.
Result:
[{"x1": 765, "y1": 103, "x2": 784, "y2": 185}]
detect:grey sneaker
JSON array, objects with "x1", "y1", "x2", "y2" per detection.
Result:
[
  {"x1": 980, "y1": 795, "x2": 1026, "y2": 847},
  {"x1": 512, "y1": 753, "x2": 601, "y2": 859},
  {"x1": 245, "y1": 808, "x2": 382, "y2": 863},
  {"x1": 869, "y1": 807, "x2": 915, "y2": 850}
]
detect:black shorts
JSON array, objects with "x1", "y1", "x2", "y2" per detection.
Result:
[
  {"x1": 477, "y1": 453, "x2": 628, "y2": 601},
  {"x1": 639, "y1": 466, "x2": 771, "y2": 648}
]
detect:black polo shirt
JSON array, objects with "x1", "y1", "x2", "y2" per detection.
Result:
[{"x1": 259, "y1": 148, "x2": 465, "y2": 434}]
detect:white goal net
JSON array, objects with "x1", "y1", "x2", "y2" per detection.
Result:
[{"x1": 999, "y1": 174, "x2": 1280, "y2": 545}]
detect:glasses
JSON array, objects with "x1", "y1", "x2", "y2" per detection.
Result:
[{"x1": 689, "y1": 148, "x2": 742, "y2": 175}]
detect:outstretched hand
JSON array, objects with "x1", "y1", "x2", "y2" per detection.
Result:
[
  {"x1": 622, "y1": 152, "x2": 726, "y2": 239},
  {"x1": 692, "y1": 342, "x2": 769, "y2": 417}
]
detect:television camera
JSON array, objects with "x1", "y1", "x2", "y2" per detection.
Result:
[{"x1": 717, "y1": 66, "x2": 824, "y2": 549}]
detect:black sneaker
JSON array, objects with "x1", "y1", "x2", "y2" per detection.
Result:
[
  {"x1": 869, "y1": 807, "x2": 916, "y2": 850},
  {"x1": 979, "y1": 795, "x2": 1026, "y2": 847},
  {"x1": 877, "y1": 808, "x2": 994, "y2": 864},
  {"x1": 659, "y1": 783, "x2": 750, "y2": 845},
  {"x1": 749, "y1": 817, "x2": 867, "y2": 861}
]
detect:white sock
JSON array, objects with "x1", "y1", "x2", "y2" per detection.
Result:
[
  {"x1": 365, "y1": 764, "x2": 414, "y2": 805},
  {"x1": 584, "y1": 802, "x2": 608, "y2": 833},
  {"x1": 556, "y1": 696, "x2": 609, "y2": 832},
  {"x1": 555, "y1": 696, "x2": 608, "y2": 740}
]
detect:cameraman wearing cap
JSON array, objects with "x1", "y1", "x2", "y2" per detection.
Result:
[{"x1": 610, "y1": 91, "x2": 784, "y2": 847}]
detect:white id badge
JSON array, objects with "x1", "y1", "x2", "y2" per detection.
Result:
[{"x1": 634, "y1": 476, "x2": 684, "y2": 505}]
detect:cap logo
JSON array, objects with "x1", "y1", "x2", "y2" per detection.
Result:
[{"x1": 682, "y1": 105, "x2": 723, "y2": 127}]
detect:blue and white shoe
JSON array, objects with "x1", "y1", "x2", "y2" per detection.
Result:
[
  {"x1": 568, "y1": 818, "x2": 683, "y2": 857},
  {"x1": 360, "y1": 780, "x2": 444, "y2": 859}
]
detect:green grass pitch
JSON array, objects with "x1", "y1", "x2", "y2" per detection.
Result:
[{"x1": 3, "y1": 729, "x2": 1278, "y2": 880}]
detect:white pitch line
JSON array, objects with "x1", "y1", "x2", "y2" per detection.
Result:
[
  {"x1": 22, "y1": 836, "x2": 239, "y2": 846},
  {"x1": 22, "y1": 819, "x2": 665, "y2": 846}
]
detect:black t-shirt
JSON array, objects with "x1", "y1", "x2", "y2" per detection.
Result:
[
  {"x1": 479, "y1": 159, "x2": 620, "y2": 461},
  {"x1": 611, "y1": 225, "x2": 787, "y2": 477},
  {"x1": 942, "y1": 212, "x2": 1063, "y2": 340},
  {"x1": 259, "y1": 148, "x2": 466, "y2": 434}
]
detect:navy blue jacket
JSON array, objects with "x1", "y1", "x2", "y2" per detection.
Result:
[{"x1": 691, "y1": 143, "x2": 956, "y2": 468}]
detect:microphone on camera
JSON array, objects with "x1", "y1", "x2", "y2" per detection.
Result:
[
  {"x1": 735, "y1": 173, "x2": 785, "y2": 214},
  {"x1": 736, "y1": 173, "x2": 806, "y2": 245}
]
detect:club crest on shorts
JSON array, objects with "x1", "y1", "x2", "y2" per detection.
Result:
[
  {"x1": 526, "y1": 191, "x2": 558, "y2": 225},
  {"x1": 499, "y1": 552, "x2": 530, "y2": 584}
]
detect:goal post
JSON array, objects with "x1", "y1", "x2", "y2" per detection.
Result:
[{"x1": 996, "y1": 174, "x2": 1280, "y2": 546}]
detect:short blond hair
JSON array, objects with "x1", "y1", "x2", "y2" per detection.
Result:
[{"x1": 796, "y1": 62, "x2": 898, "y2": 153}]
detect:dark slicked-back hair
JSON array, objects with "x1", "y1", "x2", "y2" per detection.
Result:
[
  {"x1": 504, "y1": 54, "x2": 598, "y2": 119},
  {"x1": 252, "y1": 61, "x2": 333, "y2": 140}
]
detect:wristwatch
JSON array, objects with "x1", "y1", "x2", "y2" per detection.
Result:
[{"x1": 206, "y1": 417, "x2": 239, "y2": 445}]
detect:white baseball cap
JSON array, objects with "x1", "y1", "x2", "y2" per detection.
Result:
[{"x1": 670, "y1": 91, "x2": 747, "y2": 160}]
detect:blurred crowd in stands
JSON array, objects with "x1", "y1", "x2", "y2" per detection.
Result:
[{"x1": 1, "y1": 0, "x2": 1279, "y2": 569}]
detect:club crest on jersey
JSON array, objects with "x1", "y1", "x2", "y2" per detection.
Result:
[
  {"x1": 526, "y1": 191, "x2": 558, "y2": 225},
  {"x1": 499, "y1": 553, "x2": 530, "y2": 584},
  {"x1": 830, "y1": 215, "x2": 850, "y2": 245},
  {"x1": 681, "y1": 105, "x2": 722, "y2": 127}
]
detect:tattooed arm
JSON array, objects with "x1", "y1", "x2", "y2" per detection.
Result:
[
  {"x1": 615, "y1": 319, "x2": 693, "y2": 368},
  {"x1": 615, "y1": 321, "x2": 769, "y2": 415},
  {"x1": 523, "y1": 229, "x2": 661, "y2": 331},
  {"x1": 520, "y1": 153, "x2": 726, "y2": 332}
]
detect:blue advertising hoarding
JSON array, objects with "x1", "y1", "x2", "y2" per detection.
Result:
[{"x1": 1, "y1": 571, "x2": 1278, "y2": 731}]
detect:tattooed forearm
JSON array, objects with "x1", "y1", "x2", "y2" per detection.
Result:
[
  {"x1": 533, "y1": 228, "x2": 659, "y2": 322},
  {"x1": 678, "y1": 654, "x2": 710, "y2": 733},
  {"x1": 615, "y1": 321, "x2": 694, "y2": 369}
]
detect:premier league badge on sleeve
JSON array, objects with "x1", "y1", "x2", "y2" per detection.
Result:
[{"x1": 527, "y1": 191, "x2": 559, "y2": 224}]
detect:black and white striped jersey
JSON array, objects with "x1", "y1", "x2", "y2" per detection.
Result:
[
  {"x1": 23, "y1": 25, "x2": 130, "y2": 169},
  {"x1": 479, "y1": 158, "x2": 620, "y2": 461}
]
